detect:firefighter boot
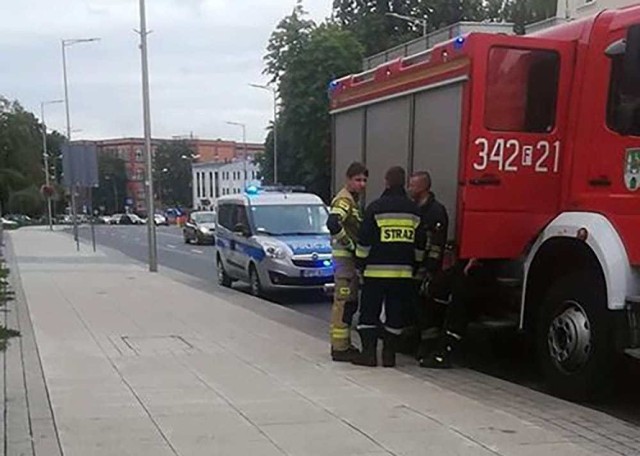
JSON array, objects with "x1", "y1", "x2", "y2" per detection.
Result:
[
  {"x1": 382, "y1": 331, "x2": 399, "y2": 368},
  {"x1": 331, "y1": 346, "x2": 359, "y2": 363},
  {"x1": 351, "y1": 329, "x2": 377, "y2": 367},
  {"x1": 419, "y1": 332, "x2": 461, "y2": 369}
]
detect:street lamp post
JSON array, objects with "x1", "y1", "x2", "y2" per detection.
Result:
[
  {"x1": 136, "y1": 0, "x2": 158, "y2": 272},
  {"x1": 40, "y1": 99, "x2": 64, "y2": 231},
  {"x1": 249, "y1": 83, "x2": 278, "y2": 184},
  {"x1": 62, "y1": 37, "x2": 100, "y2": 249},
  {"x1": 385, "y1": 12, "x2": 428, "y2": 36},
  {"x1": 226, "y1": 121, "x2": 247, "y2": 189}
]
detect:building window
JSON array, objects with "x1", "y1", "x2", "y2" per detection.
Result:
[
  {"x1": 209, "y1": 172, "x2": 213, "y2": 198},
  {"x1": 196, "y1": 173, "x2": 201, "y2": 198},
  {"x1": 135, "y1": 169, "x2": 145, "y2": 181},
  {"x1": 135, "y1": 148, "x2": 144, "y2": 162},
  {"x1": 485, "y1": 47, "x2": 560, "y2": 133}
]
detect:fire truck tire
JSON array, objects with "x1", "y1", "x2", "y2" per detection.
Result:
[{"x1": 537, "y1": 272, "x2": 613, "y2": 401}]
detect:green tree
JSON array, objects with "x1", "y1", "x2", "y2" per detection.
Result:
[
  {"x1": 153, "y1": 140, "x2": 195, "y2": 208},
  {"x1": 0, "y1": 96, "x2": 63, "y2": 216},
  {"x1": 94, "y1": 154, "x2": 127, "y2": 214},
  {"x1": 261, "y1": 7, "x2": 363, "y2": 200}
]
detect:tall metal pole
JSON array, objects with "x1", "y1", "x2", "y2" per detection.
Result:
[
  {"x1": 61, "y1": 41, "x2": 79, "y2": 250},
  {"x1": 40, "y1": 102, "x2": 57, "y2": 231},
  {"x1": 272, "y1": 89, "x2": 278, "y2": 184},
  {"x1": 138, "y1": 0, "x2": 158, "y2": 272},
  {"x1": 242, "y1": 123, "x2": 247, "y2": 189},
  {"x1": 249, "y1": 83, "x2": 278, "y2": 184}
]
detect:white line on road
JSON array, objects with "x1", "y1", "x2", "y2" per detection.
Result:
[
  {"x1": 167, "y1": 244, "x2": 177, "y2": 249},
  {"x1": 191, "y1": 249, "x2": 204, "y2": 254}
]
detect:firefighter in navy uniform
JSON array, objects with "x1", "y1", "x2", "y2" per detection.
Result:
[
  {"x1": 407, "y1": 171, "x2": 449, "y2": 361},
  {"x1": 326, "y1": 162, "x2": 368, "y2": 362},
  {"x1": 352, "y1": 166, "x2": 426, "y2": 368}
]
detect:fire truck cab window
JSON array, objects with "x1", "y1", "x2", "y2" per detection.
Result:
[
  {"x1": 485, "y1": 47, "x2": 560, "y2": 133},
  {"x1": 607, "y1": 55, "x2": 640, "y2": 136}
]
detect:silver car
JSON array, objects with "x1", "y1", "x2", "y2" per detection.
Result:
[
  {"x1": 183, "y1": 211, "x2": 216, "y2": 244},
  {"x1": 215, "y1": 190, "x2": 333, "y2": 296}
]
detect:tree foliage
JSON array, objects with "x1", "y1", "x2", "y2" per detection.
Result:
[
  {"x1": 153, "y1": 140, "x2": 195, "y2": 208},
  {"x1": 0, "y1": 96, "x2": 65, "y2": 216},
  {"x1": 94, "y1": 154, "x2": 127, "y2": 214},
  {"x1": 259, "y1": 4, "x2": 363, "y2": 201},
  {"x1": 332, "y1": 0, "x2": 558, "y2": 54}
]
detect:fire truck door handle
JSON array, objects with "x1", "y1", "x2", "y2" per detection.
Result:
[
  {"x1": 588, "y1": 177, "x2": 611, "y2": 187},
  {"x1": 469, "y1": 176, "x2": 501, "y2": 186}
]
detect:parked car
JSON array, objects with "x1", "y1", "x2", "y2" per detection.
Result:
[
  {"x1": 5, "y1": 214, "x2": 32, "y2": 226},
  {"x1": 1, "y1": 217, "x2": 19, "y2": 229},
  {"x1": 183, "y1": 211, "x2": 216, "y2": 245},
  {"x1": 154, "y1": 214, "x2": 169, "y2": 226},
  {"x1": 110, "y1": 214, "x2": 144, "y2": 225}
]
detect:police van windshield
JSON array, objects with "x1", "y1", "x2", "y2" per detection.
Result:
[{"x1": 251, "y1": 205, "x2": 329, "y2": 236}]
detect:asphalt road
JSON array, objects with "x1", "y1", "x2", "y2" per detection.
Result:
[
  {"x1": 75, "y1": 224, "x2": 640, "y2": 425},
  {"x1": 74, "y1": 224, "x2": 332, "y2": 321}
]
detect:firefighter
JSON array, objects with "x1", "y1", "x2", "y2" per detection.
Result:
[
  {"x1": 326, "y1": 161, "x2": 368, "y2": 362},
  {"x1": 352, "y1": 166, "x2": 426, "y2": 368},
  {"x1": 407, "y1": 171, "x2": 449, "y2": 361}
]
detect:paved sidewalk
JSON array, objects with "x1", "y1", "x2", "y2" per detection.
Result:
[{"x1": 4, "y1": 227, "x2": 640, "y2": 455}]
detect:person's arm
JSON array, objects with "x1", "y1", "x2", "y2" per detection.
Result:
[
  {"x1": 424, "y1": 206, "x2": 448, "y2": 276},
  {"x1": 327, "y1": 198, "x2": 355, "y2": 251},
  {"x1": 355, "y1": 204, "x2": 375, "y2": 271}
]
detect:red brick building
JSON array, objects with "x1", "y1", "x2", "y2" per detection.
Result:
[{"x1": 93, "y1": 138, "x2": 263, "y2": 213}]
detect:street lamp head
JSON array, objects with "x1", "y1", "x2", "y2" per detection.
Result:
[
  {"x1": 226, "y1": 121, "x2": 245, "y2": 127},
  {"x1": 63, "y1": 37, "x2": 101, "y2": 47},
  {"x1": 42, "y1": 99, "x2": 64, "y2": 107}
]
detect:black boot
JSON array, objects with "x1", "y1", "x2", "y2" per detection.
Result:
[
  {"x1": 382, "y1": 331, "x2": 398, "y2": 368},
  {"x1": 352, "y1": 329, "x2": 377, "y2": 367},
  {"x1": 419, "y1": 332, "x2": 460, "y2": 369},
  {"x1": 331, "y1": 346, "x2": 359, "y2": 363}
]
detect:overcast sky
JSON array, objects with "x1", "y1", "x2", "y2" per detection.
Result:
[{"x1": 0, "y1": 0, "x2": 332, "y2": 144}]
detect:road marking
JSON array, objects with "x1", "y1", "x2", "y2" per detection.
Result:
[
  {"x1": 191, "y1": 249, "x2": 204, "y2": 254},
  {"x1": 167, "y1": 244, "x2": 177, "y2": 249}
]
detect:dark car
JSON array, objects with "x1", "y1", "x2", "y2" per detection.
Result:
[
  {"x1": 183, "y1": 211, "x2": 216, "y2": 245},
  {"x1": 111, "y1": 214, "x2": 144, "y2": 225}
]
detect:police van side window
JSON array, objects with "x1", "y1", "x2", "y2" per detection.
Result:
[
  {"x1": 217, "y1": 205, "x2": 234, "y2": 230},
  {"x1": 607, "y1": 55, "x2": 640, "y2": 136},
  {"x1": 484, "y1": 47, "x2": 561, "y2": 133}
]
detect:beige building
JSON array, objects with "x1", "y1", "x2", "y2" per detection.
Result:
[{"x1": 557, "y1": 0, "x2": 638, "y2": 19}]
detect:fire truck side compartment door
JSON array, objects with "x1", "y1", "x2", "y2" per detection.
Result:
[{"x1": 460, "y1": 35, "x2": 575, "y2": 259}]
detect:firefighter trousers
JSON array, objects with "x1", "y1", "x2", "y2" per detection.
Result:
[
  {"x1": 358, "y1": 278, "x2": 414, "y2": 334},
  {"x1": 330, "y1": 256, "x2": 359, "y2": 351}
]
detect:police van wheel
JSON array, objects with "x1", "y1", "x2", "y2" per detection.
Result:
[
  {"x1": 249, "y1": 264, "x2": 263, "y2": 297},
  {"x1": 536, "y1": 272, "x2": 613, "y2": 401},
  {"x1": 217, "y1": 256, "x2": 232, "y2": 287}
]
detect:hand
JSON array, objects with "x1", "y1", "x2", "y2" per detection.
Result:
[
  {"x1": 464, "y1": 258, "x2": 482, "y2": 276},
  {"x1": 419, "y1": 273, "x2": 433, "y2": 297}
]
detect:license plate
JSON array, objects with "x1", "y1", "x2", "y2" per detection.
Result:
[{"x1": 302, "y1": 268, "x2": 332, "y2": 278}]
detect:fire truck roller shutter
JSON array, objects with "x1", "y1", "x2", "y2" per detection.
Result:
[
  {"x1": 333, "y1": 109, "x2": 365, "y2": 195},
  {"x1": 365, "y1": 97, "x2": 412, "y2": 202},
  {"x1": 412, "y1": 82, "x2": 464, "y2": 241}
]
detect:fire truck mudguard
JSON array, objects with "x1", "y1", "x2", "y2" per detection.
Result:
[{"x1": 523, "y1": 212, "x2": 636, "y2": 317}]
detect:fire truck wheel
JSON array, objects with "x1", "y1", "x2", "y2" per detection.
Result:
[{"x1": 537, "y1": 272, "x2": 613, "y2": 402}]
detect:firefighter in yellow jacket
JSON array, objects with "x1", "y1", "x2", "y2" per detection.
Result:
[{"x1": 326, "y1": 162, "x2": 368, "y2": 362}]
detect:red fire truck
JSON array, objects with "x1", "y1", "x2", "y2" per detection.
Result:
[{"x1": 329, "y1": 6, "x2": 640, "y2": 400}]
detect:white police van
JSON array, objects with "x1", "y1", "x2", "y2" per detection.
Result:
[{"x1": 215, "y1": 187, "x2": 333, "y2": 296}]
